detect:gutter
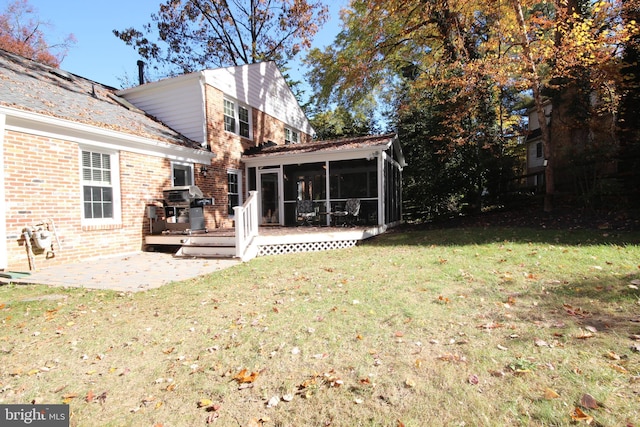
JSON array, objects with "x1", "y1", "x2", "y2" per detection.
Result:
[{"x1": 1, "y1": 106, "x2": 215, "y2": 164}]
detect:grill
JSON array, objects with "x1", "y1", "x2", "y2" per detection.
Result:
[
  {"x1": 160, "y1": 185, "x2": 212, "y2": 233},
  {"x1": 163, "y1": 185, "x2": 205, "y2": 207}
]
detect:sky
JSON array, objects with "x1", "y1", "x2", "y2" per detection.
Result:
[{"x1": 5, "y1": 0, "x2": 345, "y2": 93}]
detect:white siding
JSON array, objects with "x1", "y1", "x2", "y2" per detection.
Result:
[
  {"x1": 204, "y1": 62, "x2": 313, "y2": 135},
  {"x1": 528, "y1": 102, "x2": 552, "y2": 131},
  {"x1": 527, "y1": 141, "x2": 545, "y2": 169},
  {"x1": 117, "y1": 74, "x2": 207, "y2": 145}
]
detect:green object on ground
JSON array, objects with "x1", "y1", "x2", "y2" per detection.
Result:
[{"x1": 0, "y1": 271, "x2": 31, "y2": 279}]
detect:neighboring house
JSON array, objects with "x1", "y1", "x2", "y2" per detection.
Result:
[
  {"x1": 1, "y1": 48, "x2": 404, "y2": 272},
  {"x1": 525, "y1": 101, "x2": 552, "y2": 192}
]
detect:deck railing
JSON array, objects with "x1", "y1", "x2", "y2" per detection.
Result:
[{"x1": 234, "y1": 191, "x2": 259, "y2": 260}]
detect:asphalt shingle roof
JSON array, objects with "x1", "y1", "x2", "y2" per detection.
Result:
[
  {"x1": 0, "y1": 49, "x2": 201, "y2": 149},
  {"x1": 242, "y1": 133, "x2": 398, "y2": 158}
]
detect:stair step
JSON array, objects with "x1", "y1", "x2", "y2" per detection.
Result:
[{"x1": 176, "y1": 245, "x2": 236, "y2": 258}]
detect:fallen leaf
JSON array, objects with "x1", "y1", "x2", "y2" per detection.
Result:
[
  {"x1": 576, "y1": 331, "x2": 595, "y2": 339},
  {"x1": 478, "y1": 322, "x2": 502, "y2": 329},
  {"x1": 468, "y1": 374, "x2": 479, "y2": 385},
  {"x1": 282, "y1": 394, "x2": 293, "y2": 402},
  {"x1": 580, "y1": 393, "x2": 599, "y2": 409},
  {"x1": 610, "y1": 363, "x2": 628, "y2": 373},
  {"x1": 233, "y1": 369, "x2": 259, "y2": 384},
  {"x1": 584, "y1": 325, "x2": 598, "y2": 333},
  {"x1": 197, "y1": 398, "x2": 213, "y2": 408},
  {"x1": 534, "y1": 338, "x2": 549, "y2": 347},
  {"x1": 205, "y1": 412, "x2": 219, "y2": 424},
  {"x1": 85, "y1": 390, "x2": 94, "y2": 403},
  {"x1": 606, "y1": 351, "x2": 621, "y2": 360},
  {"x1": 570, "y1": 407, "x2": 593, "y2": 423},
  {"x1": 437, "y1": 353, "x2": 467, "y2": 363},
  {"x1": 544, "y1": 388, "x2": 560, "y2": 399},
  {"x1": 96, "y1": 391, "x2": 107, "y2": 403},
  {"x1": 266, "y1": 395, "x2": 279, "y2": 408}
]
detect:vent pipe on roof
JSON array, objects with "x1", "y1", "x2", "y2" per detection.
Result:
[{"x1": 137, "y1": 60, "x2": 145, "y2": 85}]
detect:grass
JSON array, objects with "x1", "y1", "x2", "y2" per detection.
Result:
[{"x1": 1, "y1": 225, "x2": 639, "y2": 426}]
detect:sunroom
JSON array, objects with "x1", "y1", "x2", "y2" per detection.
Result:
[{"x1": 241, "y1": 133, "x2": 406, "y2": 228}]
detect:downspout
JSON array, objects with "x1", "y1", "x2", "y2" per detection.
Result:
[{"x1": 199, "y1": 72, "x2": 209, "y2": 150}]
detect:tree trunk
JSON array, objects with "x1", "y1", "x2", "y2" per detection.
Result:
[{"x1": 511, "y1": 0, "x2": 554, "y2": 211}]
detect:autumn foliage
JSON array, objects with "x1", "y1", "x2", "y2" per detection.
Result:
[{"x1": 0, "y1": 0, "x2": 75, "y2": 67}]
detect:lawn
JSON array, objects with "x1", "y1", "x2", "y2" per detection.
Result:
[{"x1": 1, "y1": 224, "x2": 639, "y2": 426}]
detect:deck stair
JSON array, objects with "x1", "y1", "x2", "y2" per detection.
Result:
[{"x1": 174, "y1": 234, "x2": 236, "y2": 258}]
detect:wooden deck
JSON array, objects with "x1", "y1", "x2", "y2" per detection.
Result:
[{"x1": 144, "y1": 225, "x2": 387, "y2": 260}]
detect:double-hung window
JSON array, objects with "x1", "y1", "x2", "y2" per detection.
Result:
[
  {"x1": 285, "y1": 127, "x2": 299, "y2": 144},
  {"x1": 224, "y1": 98, "x2": 252, "y2": 139},
  {"x1": 224, "y1": 99, "x2": 236, "y2": 132},
  {"x1": 536, "y1": 142, "x2": 543, "y2": 158},
  {"x1": 81, "y1": 149, "x2": 120, "y2": 225}
]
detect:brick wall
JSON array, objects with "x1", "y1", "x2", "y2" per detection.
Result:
[
  {"x1": 201, "y1": 85, "x2": 313, "y2": 228},
  {"x1": 3, "y1": 129, "x2": 172, "y2": 271}
]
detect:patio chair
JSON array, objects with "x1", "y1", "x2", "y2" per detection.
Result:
[
  {"x1": 332, "y1": 198, "x2": 360, "y2": 227},
  {"x1": 296, "y1": 199, "x2": 317, "y2": 226}
]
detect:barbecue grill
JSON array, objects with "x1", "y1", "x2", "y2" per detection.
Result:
[{"x1": 158, "y1": 185, "x2": 212, "y2": 233}]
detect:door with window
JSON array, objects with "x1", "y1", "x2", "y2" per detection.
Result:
[
  {"x1": 172, "y1": 163, "x2": 193, "y2": 187},
  {"x1": 259, "y1": 170, "x2": 281, "y2": 225}
]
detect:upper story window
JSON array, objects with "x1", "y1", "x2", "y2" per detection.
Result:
[
  {"x1": 81, "y1": 149, "x2": 121, "y2": 225},
  {"x1": 285, "y1": 127, "x2": 299, "y2": 144},
  {"x1": 536, "y1": 142, "x2": 543, "y2": 158},
  {"x1": 224, "y1": 99, "x2": 235, "y2": 132},
  {"x1": 224, "y1": 98, "x2": 252, "y2": 139}
]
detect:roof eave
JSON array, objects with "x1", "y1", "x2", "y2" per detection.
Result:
[{"x1": 1, "y1": 106, "x2": 215, "y2": 163}]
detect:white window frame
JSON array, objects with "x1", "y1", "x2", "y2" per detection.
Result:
[
  {"x1": 171, "y1": 162, "x2": 194, "y2": 186},
  {"x1": 223, "y1": 97, "x2": 252, "y2": 140},
  {"x1": 80, "y1": 147, "x2": 121, "y2": 226},
  {"x1": 227, "y1": 169, "x2": 242, "y2": 217},
  {"x1": 285, "y1": 127, "x2": 299, "y2": 144}
]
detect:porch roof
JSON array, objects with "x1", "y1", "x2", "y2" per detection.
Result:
[{"x1": 242, "y1": 133, "x2": 405, "y2": 167}]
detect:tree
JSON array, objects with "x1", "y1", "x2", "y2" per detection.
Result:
[
  {"x1": 114, "y1": 0, "x2": 329, "y2": 77},
  {"x1": 306, "y1": 0, "x2": 525, "y2": 217},
  {"x1": 309, "y1": 105, "x2": 380, "y2": 140},
  {"x1": 618, "y1": 0, "x2": 640, "y2": 206},
  {"x1": 305, "y1": 0, "x2": 637, "y2": 216},
  {"x1": 0, "y1": 0, "x2": 75, "y2": 67}
]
